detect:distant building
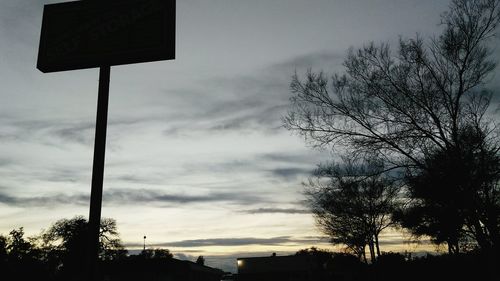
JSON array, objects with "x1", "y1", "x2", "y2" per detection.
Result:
[
  {"x1": 102, "y1": 257, "x2": 224, "y2": 281},
  {"x1": 236, "y1": 254, "x2": 329, "y2": 281}
]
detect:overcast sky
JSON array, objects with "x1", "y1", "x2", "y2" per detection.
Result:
[{"x1": 1, "y1": 0, "x2": 498, "y2": 272}]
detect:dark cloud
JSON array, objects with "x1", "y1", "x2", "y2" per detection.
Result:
[
  {"x1": 127, "y1": 236, "x2": 327, "y2": 248},
  {"x1": 206, "y1": 104, "x2": 288, "y2": 133},
  {"x1": 181, "y1": 159, "x2": 257, "y2": 176},
  {"x1": 259, "y1": 152, "x2": 314, "y2": 163},
  {"x1": 110, "y1": 174, "x2": 161, "y2": 185},
  {"x1": 0, "y1": 188, "x2": 270, "y2": 208},
  {"x1": 158, "y1": 52, "x2": 348, "y2": 138},
  {"x1": 178, "y1": 155, "x2": 315, "y2": 185},
  {"x1": 54, "y1": 117, "x2": 155, "y2": 145},
  {"x1": 51, "y1": 122, "x2": 94, "y2": 145},
  {"x1": 162, "y1": 97, "x2": 287, "y2": 137},
  {"x1": 0, "y1": 158, "x2": 14, "y2": 167},
  {"x1": 0, "y1": 115, "x2": 162, "y2": 146},
  {"x1": 46, "y1": 168, "x2": 86, "y2": 183},
  {"x1": 259, "y1": 152, "x2": 334, "y2": 181},
  {"x1": 243, "y1": 208, "x2": 310, "y2": 214},
  {"x1": 0, "y1": 192, "x2": 88, "y2": 207},
  {"x1": 378, "y1": 238, "x2": 433, "y2": 246},
  {"x1": 159, "y1": 60, "x2": 301, "y2": 137},
  {"x1": 0, "y1": 193, "x2": 16, "y2": 204},
  {"x1": 270, "y1": 167, "x2": 312, "y2": 180},
  {"x1": 103, "y1": 189, "x2": 267, "y2": 206},
  {"x1": 0, "y1": 119, "x2": 93, "y2": 145}
]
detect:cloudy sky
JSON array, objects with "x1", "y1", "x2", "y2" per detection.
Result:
[{"x1": 1, "y1": 0, "x2": 498, "y2": 272}]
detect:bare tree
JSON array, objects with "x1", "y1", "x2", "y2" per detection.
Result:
[
  {"x1": 285, "y1": 0, "x2": 500, "y2": 251},
  {"x1": 305, "y1": 157, "x2": 400, "y2": 262}
]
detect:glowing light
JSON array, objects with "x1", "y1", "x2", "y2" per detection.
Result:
[{"x1": 237, "y1": 260, "x2": 243, "y2": 267}]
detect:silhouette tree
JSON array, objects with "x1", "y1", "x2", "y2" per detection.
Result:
[
  {"x1": 42, "y1": 216, "x2": 126, "y2": 276},
  {"x1": 7, "y1": 228, "x2": 38, "y2": 261},
  {"x1": 284, "y1": 0, "x2": 500, "y2": 251},
  {"x1": 0, "y1": 235, "x2": 7, "y2": 263},
  {"x1": 139, "y1": 248, "x2": 173, "y2": 259},
  {"x1": 196, "y1": 255, "x2": 205, "y2": 265},
  {"x1": 0, "y1": 218, "x2": 130, "y2": 280},
  {"x1": 152, "y1": 248, "x2": 173, "y2": 259},
  {"x1": 396, "y1": 125, "x2": 500, "y2": 253},
  {"x1": 295, "y1": 247, "x2": 334, "y2": 266},
  {"x1": 0, "y1": 228, "x2": 50, "y2": 280},
  {"x1": 139, "y1": 248, "x2": 154, "y2": 259},
  {"x1": 305, "y1": 157, "x2": 400, "y2": 262},
  {"x1": 98, "y1": 218, "x2": 128, "y2": 261}
]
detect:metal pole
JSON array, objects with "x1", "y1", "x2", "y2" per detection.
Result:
[{"x1": 88, "y1": 65, "x2": 111, "y2": 280}]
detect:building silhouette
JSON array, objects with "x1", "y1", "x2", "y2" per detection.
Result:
[
  {"x1": 236, "y1": 254, "x2": 329, "y2": 281},
  {"x1": 102, "y1": 257, "x2": 223, "y2": 281}
]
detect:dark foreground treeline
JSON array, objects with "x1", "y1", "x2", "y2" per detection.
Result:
[
  {"x1": 0, "y1": 252, "x2": 214, "y2": 281},
  {"x1": 292, "y1": 248, "x2": 498, "y2": 281},
  {"x1": 0, "y1": 216, "x2": 189, "y2": 281},
  {"x1": 1, "y1": 252, "x2": 498, "y2": 281},
  {"x1": 343, "y1": 252, "x2": 497, "y2": 281},
  {"x1": 1, "y1": 221, "x2": 498, "y2": 281}
]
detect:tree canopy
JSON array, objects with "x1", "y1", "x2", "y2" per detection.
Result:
[
  {"x1": 42, "y1": 216, "x2": 127, "y2": 262},
  {"x1": 285, "y1": 0, "x2": 500, "y2": 254},
  {"x1": 306, "y1": 157, "x2": 400, "y2": 262}
]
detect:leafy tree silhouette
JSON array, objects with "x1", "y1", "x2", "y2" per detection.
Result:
[
  {"x1": 139, "y1": 248, "x2": 173, "y2": 259},
  {"x1": 0, "y1": 235, "x2": 7, "y2": 263},
  {"x1": 305, "y1": 157, "x2": 400, "y2": 262},
  {"x1": 396, "y1": 125, "x2": 500, "y2": 253},
  {"x1": 196, "y1": 255, "x2": 205, "y2": 265},
  {"x1": 7, "y1": 228, "x2": 38, "y2": 261},
  {"x1": 295, "y1": 247, "x2": 333, "y2": 267},
  {"x1": 42, "y1": 216, "x2": 127, "y2": 278}
]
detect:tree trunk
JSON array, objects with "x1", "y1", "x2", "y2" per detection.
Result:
[
  {"x1": 375, "y1": 234, "x2": 381, "y2": 258},
  {"x1": 485, "y1": 213, "x2": 499, "y2": 250},
  {"x1": 470, "y1": 217, "x2": 490, "y2": 250},
  {"x1": 368, "y1": 240, "x2": 376, "y2": 262},
  {"x1": 447, "y1": 239, "x2": 460, "y2": 255}
]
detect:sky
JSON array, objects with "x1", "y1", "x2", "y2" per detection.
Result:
[{"x1": 0, "y1": 0, "x2": 498, "y2": 273}]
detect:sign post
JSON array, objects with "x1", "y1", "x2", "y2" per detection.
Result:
[
  {"x1": 87, "y1": 64, "x2": 110, "y2": 280},
  {"x1": 37, "y1": 1, "x2": 175, "y2": 279}
]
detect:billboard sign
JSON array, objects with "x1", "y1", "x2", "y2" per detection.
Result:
[{"x1": 37, "y1": 0, "x2": 175, "y2": 73}]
